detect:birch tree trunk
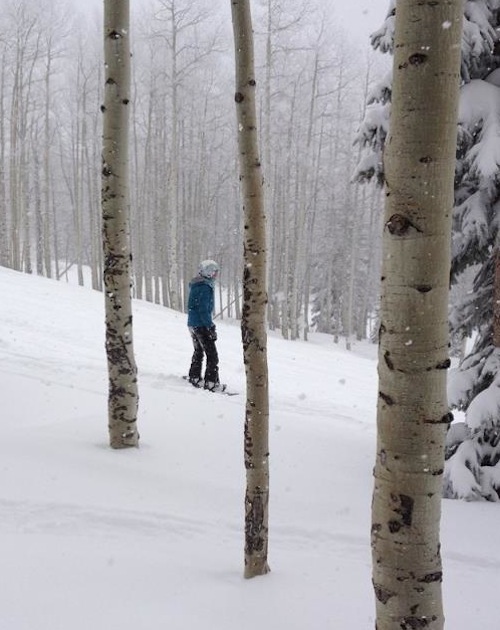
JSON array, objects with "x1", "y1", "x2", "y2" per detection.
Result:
[
  {"x1": 102, "y1": 0, "x2": 140, "y2": 449},
  {"x1": 372, "y1": 2, "x2": 463, "y2": 628},
  {"x1": 230, "y1": 0, "x2": 270, "y2": 579}
]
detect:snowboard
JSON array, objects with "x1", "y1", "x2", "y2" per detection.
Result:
[{"x1": 182, "y1": 375, "x2": 239, "y2": 396}]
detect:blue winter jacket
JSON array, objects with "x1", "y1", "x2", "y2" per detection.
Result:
[{"x1": 187, "y1": 276, "x2": 215, "y2": 328}]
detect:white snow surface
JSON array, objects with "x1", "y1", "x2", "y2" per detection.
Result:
[{"x1": 1, "y1": 267, "x2": 499, "y2": 629}]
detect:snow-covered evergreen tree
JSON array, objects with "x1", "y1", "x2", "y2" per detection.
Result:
[{"x1": 356, "y1": 0, "x2": 500, "y2": 500}]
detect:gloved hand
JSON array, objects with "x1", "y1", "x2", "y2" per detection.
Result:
[{"x1": 209, "y1": 324, "x2": 217, "y2": 341}]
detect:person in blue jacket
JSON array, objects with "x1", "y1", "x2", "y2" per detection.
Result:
[{"x1": 187, "y1": 259, "x2": 224, "y2": 392}]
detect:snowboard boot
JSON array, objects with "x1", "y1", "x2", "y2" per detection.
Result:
[{"x1": 204, "y1": 381, "x2": 227, "y2": 393}]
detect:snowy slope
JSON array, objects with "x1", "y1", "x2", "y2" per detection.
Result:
[{"x1": 0, "y1": 267, "x2": 498, "y2": 629}]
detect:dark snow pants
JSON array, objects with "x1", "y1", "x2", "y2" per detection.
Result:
[{"x1": 188, "y1": 326, "x2": 219, "y2": 385}]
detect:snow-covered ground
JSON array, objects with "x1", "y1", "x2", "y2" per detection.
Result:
[{"x1": 1, "y1": 266, "x2": 498, "y2": 629}]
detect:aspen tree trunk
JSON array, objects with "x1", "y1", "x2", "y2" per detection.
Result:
[
  {"x1": 372, "y1": 2, "x2": 463, "y2": 628},
  {"x1": 263, "y1": 0, "x2": 274, "y2": 327},
  {"x1": 0, "y1": 47, "x2": 7, "y2": 268},
  {"x1": 346, "y1": 61, "x2": 372, "y2": 348},
  {"x1": 323, "y1": 63, "x2": 346, "y2": 340},
  {"x1": 20, "y1": 110, "x2": 31, "y2": 274},
  {"x1": 279, "y1": 80, "x2": 299, "y2": 340},
  {"x1": 77, "y1": 79, "x2": 87, "y2": 286},
  {"x1": 9, "y1": 14, "x2": 38, "y2": 272},
  {"x1": 290, "y1": 51, "x2": 319, "y2": 341},
  {"x1": 138, "y1": 62, "x2": 156, "y2": 304},
  {"x1": 230, "y1": 0, "x2": 270, "y2": 579},
  {"x1": 345, "y1": 184, "x2": 362, "y2": 351},
  {"x1": 303, "y1": 108, "x2": 326, "y2": 341},
  {"x1": 131, "y1": 73, "x2": 147, "y2": 300},
  {"x1": 359, "y1": 185, "x2": 382, "y2": 340},
  {"x1": 72, "y1": 60, "x2": 85, "y2": 287},
  {"x1": 10, "y1": 49, "x2": 21, "y2": 271},
  {"x1": 43, "y1": 38, "x2": 53, "y2": 279},
  {"x1": 34, "y1": 141, "x2": 43, "y2": 275},
  {"x1": 166, "y1": 0, "x2": 180, "y2": 311},
  {"x1": 102, "y1": 0, "x2": 140, "y2": 449},
  {"x1": 22, "y1": 29, "x2": 41, "y2": 275},
  {"x1": 85, "y1": 99, "x2": 102, "y2": 292}
]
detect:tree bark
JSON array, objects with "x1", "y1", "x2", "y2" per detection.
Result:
[
  {"x1": 230, "y1": 0, "x2": 270, "y2": 579},
  {"x1": 102, "y1": 0, "x2": 140, "y2": 449},
  {"x1": 372, "y1": 2, "x2": 463, "y2": 628},
  {"x1": 0, "y1": 46, "x2": 8, "y2": 268}
]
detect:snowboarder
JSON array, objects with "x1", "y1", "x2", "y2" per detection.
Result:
[{"x1": 187, "y1": 259, "x2": 225, "y2": 392}]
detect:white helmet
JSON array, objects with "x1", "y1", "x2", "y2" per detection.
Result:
[{"x1": 199, "y1": 259, "x2": 219, "y2": 279}]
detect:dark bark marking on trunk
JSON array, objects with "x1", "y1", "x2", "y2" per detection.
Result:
[
  {"x1": 244, "y1": 416, "x2": 254, "y2": 467},
  {"x1": 397, "y1": 494, "x2": 414, "y2": 525},
  {"x1": 373, "y1": 583, "x2": 396, "y2": 604},
  {"x1": 423, "y1": 413, "x2": 451, "y2": 425},
  {"x1": 386, "y1": 213, "x2": 423, "y2": 236},
  {"x1": 400, "y1": 616, "x2": 431, "y2": 629},
  {"x1": 435, "y1": 358, "x2": 451, "y2": 370},
  {"x1": 379, "y1": 391, "x2": 395, "y2": 406},
  {"x1": 415, "y1": 284, "x2": 432, "y2": 293},
  {"x1": 245, "y1": 487, "x2": 267, "y2": 553},
  {"x1": 384, "y1": 351, "x2": 394, "y2": 370},
  {"x1": 386, "y1": 213, "x2": 412, "y2": 235},
  {"x1": 425, "y1": 411, "x2": 453, "y2": 425},
  {"x1": 371, "y1": 523, "x2": 382, "y2": 535},
  {"x1": 234, "y1": 92, "x2": 244, "y2": 103},
  {"x1": 378, "y1": 322, "x2": 386, "y2": 344},
  {"x1": 418, "y1": 571, "x2": 442, "y2": 583},
  {"x1": 419, "y1": 155, "x2": 433, "y2": 163},
  {"x1": 388, "y1": 494, "x2": 414, "y2": 533},
  {"x1": 409, "y1": 53, "x2": 428, "y2": 66},
  {"x1": 388, "y1": 520, "x2": 401, "y2": 533}
]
